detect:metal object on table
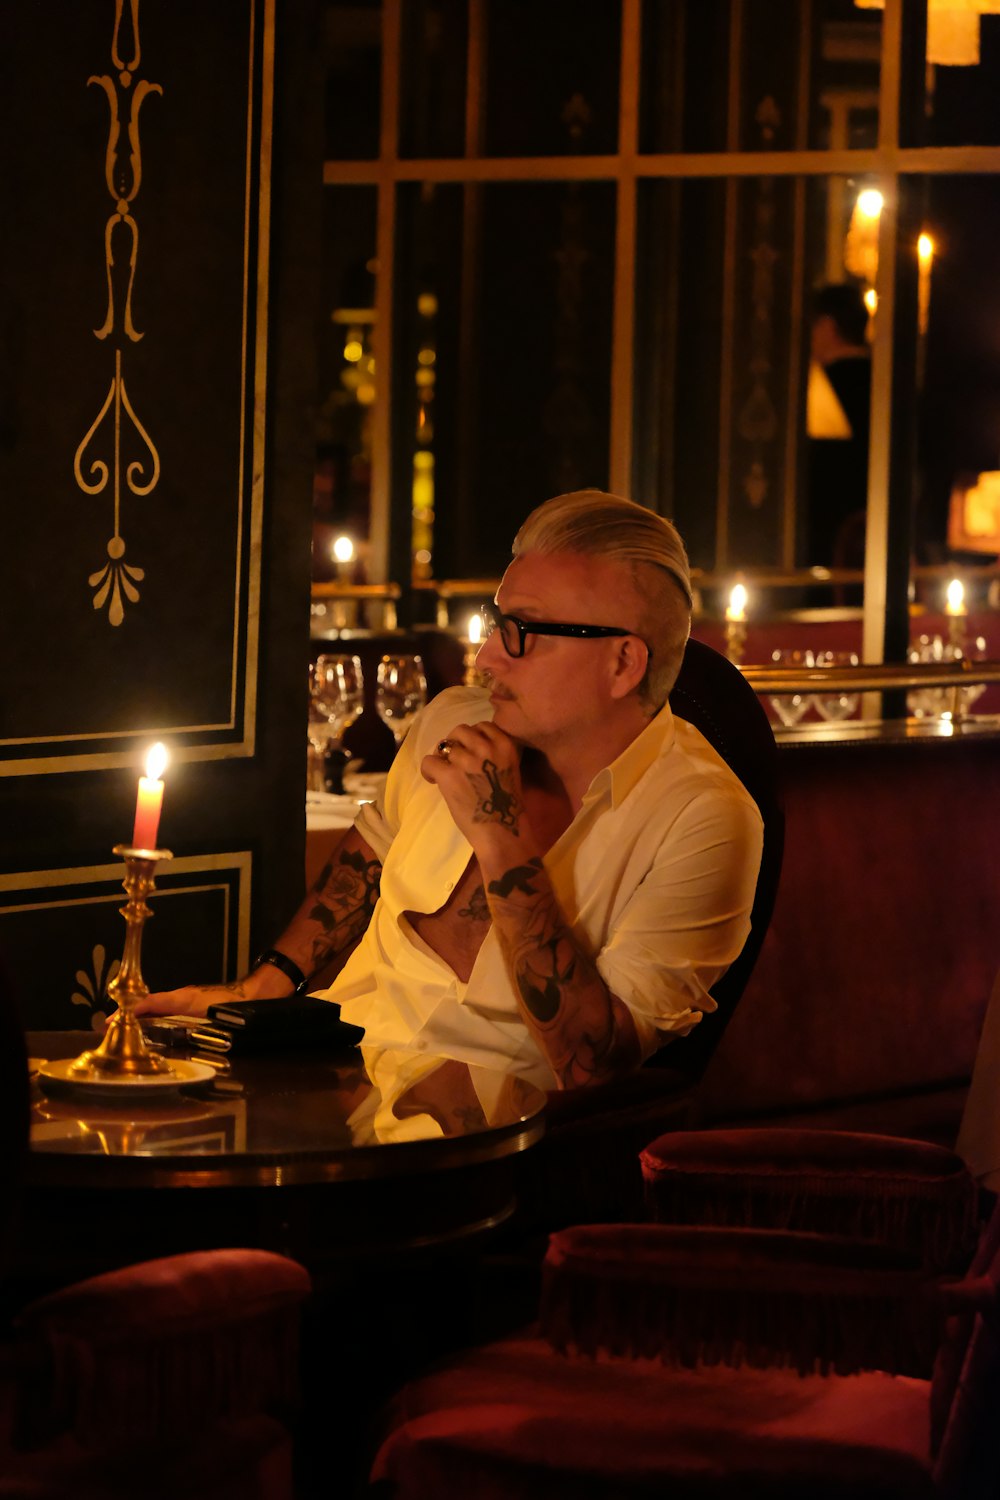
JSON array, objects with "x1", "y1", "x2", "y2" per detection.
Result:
[{"x1": 68, "y1": 844, "x2": 175, "y2": 1080}]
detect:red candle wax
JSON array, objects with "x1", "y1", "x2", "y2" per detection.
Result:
[
  {"x1": 132, "y1": 743, "x2": 168, "y2": 849},
  {"x1": 132, "y1": 777, "x2": 164, "y2": 849}
]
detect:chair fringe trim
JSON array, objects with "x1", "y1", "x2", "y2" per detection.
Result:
[
  {"x1": 540, "y1": 1256, "x2": 939, "y2": 1378},
  {"x1": 641, "y1": 1168, "x2": 979, "y2": 1270},
  {"x1": 16, "y1": 1308, "x2": 301, "y2": 1451}
]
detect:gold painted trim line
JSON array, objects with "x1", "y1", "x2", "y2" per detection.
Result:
[{"x1": 0, "y1": 851, "x2": 253, "y2": 987}]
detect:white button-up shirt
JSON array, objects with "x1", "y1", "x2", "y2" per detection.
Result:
[{"x1": 324, "y1": 686, "x2": 763, "y2": 1106}]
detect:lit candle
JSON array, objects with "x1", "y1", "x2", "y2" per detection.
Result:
[
  {"x1": 132, "y1": 742, "x2": 168, "y2": 850},
  {"x1": 945, "y1": 578, "x2": 966, "y2": 617},
  {"x1": 725, "y1": 583, "x2": 748, "y2": 623},
  {"x1": 724, "y1": 584, "x2": 748, "y2": 666},
  {"x1": 332, "y1": 534, "x2": 355, "y2": 581},
  {"x1": 464, "y1": 612, "x2": 483, "y2": 685}
]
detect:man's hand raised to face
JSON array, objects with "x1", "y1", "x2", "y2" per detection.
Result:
[{"x1": 420, "y1": 720, "x2": 532, "y2": 858}]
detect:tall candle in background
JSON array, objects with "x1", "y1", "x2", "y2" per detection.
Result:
[
  {"x1": 945, "y1": 578, "x2": 966, "y2": 617},
  {"x1": 133, "y1": 743, "x2": 168, "y2": 849},
  {"x1": 725, "y1": 583, "x2": 748, "y2": 623},
  {"x1": 463, "y1": 612, "x2": 483, "y2": 686}
]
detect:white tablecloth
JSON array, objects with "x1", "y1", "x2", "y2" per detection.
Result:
[{"x1": 304, "y1": 775, "x2": 386, "y2": 889}]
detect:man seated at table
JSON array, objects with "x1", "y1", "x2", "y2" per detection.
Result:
[{"x1": 134, "y1": 491, "x2": 763, "y2": 1107}]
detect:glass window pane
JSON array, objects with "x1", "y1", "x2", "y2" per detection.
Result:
[
  {"x1": 903, "y1": 11, "x2": 1000, "y2": 146},
  {"x1": 634, "y1": 175, "x2": 878, "y2": 586},
  {"x1": 395, "y1": 181, "x2": 616, "y2": 580},
  {"x1": 323, "y1": 0, "x2": 382, "y2": 160},
  {"x1": 399, "y1": 0, "x2": 468, "y2": 158},
  {"x1": 916, "y1": 177, "x2": 1000, "y2": 575},
  {"x1": 640, "y1": 0, "x2": 881, "y2": 154},
  {"x1": 483, "y1": 0, "x2": 621, "y2": 157},
  {"x1": 315, "y1": 187, "x2": 378, "y2": 586}
]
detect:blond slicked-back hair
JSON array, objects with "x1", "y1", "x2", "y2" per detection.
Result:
[{"x1": 512, "y1": 490, "x2": 692, "y2": 712}]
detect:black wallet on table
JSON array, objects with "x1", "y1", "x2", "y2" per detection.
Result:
[{"x1": 196, "y1": 995, "x2": 365, "y2": 1054}]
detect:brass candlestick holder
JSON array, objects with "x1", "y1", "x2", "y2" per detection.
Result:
[
  {"x1": 724, "y1": 617, "x2": 747, "y2": 666},
  {"x1": 463, "y1": 643, "x2": 483, "y2": 686},
  {"x1": 69, "y1": 845, "x2": 175, "y2": 1079}
]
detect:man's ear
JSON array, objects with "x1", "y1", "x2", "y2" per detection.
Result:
[{"x1": 608, "y1": 636, "x2": 649, "y2": 700}]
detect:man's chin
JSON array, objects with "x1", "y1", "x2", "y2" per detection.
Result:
[{"x1": 489, "y1": 698, "x2": 528, "y2": 743}]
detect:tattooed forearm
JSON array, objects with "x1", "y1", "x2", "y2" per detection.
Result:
[
  {"x1": 307, "y1": 848, "x2": 382, "y2": 969},
  {"x1": 487, "y1": 858, "x2": 543, "y2": 898},
  {"x1": 517, "y1": 935, "x2": 577, "y2": 1023},
  {"x1": 485, "y1": 856, "x2": 639, "y2": 1088}
]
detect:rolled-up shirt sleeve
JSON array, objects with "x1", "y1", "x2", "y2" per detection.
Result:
[{"x1": 594, "y1": 785, "x2": 764, "y2": 1060}]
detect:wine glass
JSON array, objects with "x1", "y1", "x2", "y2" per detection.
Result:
[
  {"x1": 767, "y1": 649, "x2": 815, "y2": 727},
  {"x1": 375, "y1": 654, "x2": 428, "y2": 747},
  {"x1": 814, "y1": 650, "x2": 860, "y2": 721},
  {"x1": 907, "y1": 633, "x2": 988, "y2": 720},
  {"x1": 307, "y1": 655, "x2": 364, "y2": 792}
]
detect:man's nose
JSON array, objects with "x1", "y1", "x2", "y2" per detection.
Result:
[{"x1": 476, "y1": 627, "x2": 506, "y2": 674}]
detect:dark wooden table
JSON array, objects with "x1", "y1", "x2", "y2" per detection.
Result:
[
  {"x1": 22, "y1": 1031, "x2": 547, "y2": 1288},
  {"x1": 20, "y1": 1032, "x2": 548, "y2": 1498}
]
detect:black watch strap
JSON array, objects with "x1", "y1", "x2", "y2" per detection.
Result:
[{"x1": 251, "y1": 948, "x2": 309, "y2": 995}]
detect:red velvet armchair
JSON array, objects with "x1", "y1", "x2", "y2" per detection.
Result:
[
  {"x1": 369, "y1": 1203, "x2": 1000, "y2": 1499},
  {"x1": 640, "y1": 1126, "x2": 980, "y2": 1272},
  {"x1": 0, "y1": 959, "x2": 312, "y2": 1500}
]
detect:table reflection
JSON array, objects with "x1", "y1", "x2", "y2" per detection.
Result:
[{"x1": 28, "y1": 1032, "x2": 547, "y2": 1186}]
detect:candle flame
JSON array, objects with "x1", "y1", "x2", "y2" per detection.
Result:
[
  {"x1": 467, "y1": 613, "x2": 483, "y2": 646},
  {"x1": 864, "y1": 287, "x2": 878, "y2": 316},
  {"x1": 856, "y1": 188, "x2": 883, "y2": 221},
  {"x1": 145, "y1": 742, "x2": 168, "y2": 781},
  {"x1": 332, "y1": 534, "x2": 355, "y2": 564},
  {"x1": 917, "y1": 233, "x2": 935, "y2": 265},
  {"x1": 727, "y1": 583, "x2": 748, "y2": 620},
  {"x1": 946, "y1": 578, "x2": 965, "y2": 614}
]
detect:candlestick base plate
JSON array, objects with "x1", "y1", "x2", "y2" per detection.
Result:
[
  {"x1": 65, "y1": 844, "x2": 176, "y2": 1080},
  {"x1": 39, "y1": 1057, "x2": 217, "y2": 1096}
]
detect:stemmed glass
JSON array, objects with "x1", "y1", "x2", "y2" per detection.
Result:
[
  {"x1": 308, "y1": 654, "x2": 364, "y2": 793},
  {"x1": 814, "y1": 650, "x2": 860, "y2": 721},
  {"x1": 907, "y1": 633, "x2": 988, "y2": 720},
  {"x1": 767, "y1": 649, "x2": 815, "y2": 727},
  {"x1": 375, "y1": 654, "x2": 428, "y2": 747}
]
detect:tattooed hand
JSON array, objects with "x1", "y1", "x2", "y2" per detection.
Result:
[{"x1": 421, "y1": 720, "x2": 529, "y2": 854}]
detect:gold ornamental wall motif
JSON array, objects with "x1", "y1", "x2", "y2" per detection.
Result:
[{"x1": 73, "y1": 0, "x2": 162, "y2": 627}]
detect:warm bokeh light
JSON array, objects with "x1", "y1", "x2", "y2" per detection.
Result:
[
  {"x1": 343, "y1": 338, "x2": 363, "y2": 363},
  {"x1": 726, "y1": 583, "x2": 748, "y2": 622},
  {"x1": 945, "y1": 578, "x2": 966, "y2": 615},
  {"x1": 145, "y1": 742, "x2": 168, "y2": 781},
  {"x1": 864, "y1": 288, "x2": 878, "y2": 316},
  {"x1": 917, "y1": 233, "x2": 935, "y2": 264},
  {"x1": 467, "y1": 613, "x2": 483, "y2": 646},
  {"x1": 856, "y1": 188, "x2": 884, "y2": 220},
  {"x1": 332, "y1": 535, "x2": 355, "y2": 564}
]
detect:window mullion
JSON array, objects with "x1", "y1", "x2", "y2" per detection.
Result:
[
  {"x1": 370, "y1": 0, "x2": 401, "y2": 585},
  {"x1": 609, "y1": 0, "x2": 641, "y2": 496}
]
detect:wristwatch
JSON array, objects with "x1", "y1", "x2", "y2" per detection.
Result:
[{"x1": 250, "y1": 948, "x2": 310, "y2": 996}]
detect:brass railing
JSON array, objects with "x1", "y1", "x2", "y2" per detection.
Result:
[
  {"x1": 310, "y1": 582, "x2": 402, "y2": 631},
  {"x1": 744, "y1": 659, "x2": 1000, "y2": 695},
  {"x1": 313, "y1": 564, "x2": 1000, "y2": 630}
]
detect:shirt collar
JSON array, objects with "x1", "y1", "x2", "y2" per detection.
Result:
[{"x1": 581, "y1": 699, "x2": 677, "y2": 811}]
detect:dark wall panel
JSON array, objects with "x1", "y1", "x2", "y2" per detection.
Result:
[{"x1": 0, "y1": 0, "x2": 321, "y2": 1025}]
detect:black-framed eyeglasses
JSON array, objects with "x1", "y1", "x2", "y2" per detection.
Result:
[{"x1": 480, "y1": 603, "x2": 642, "y2": 660}]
